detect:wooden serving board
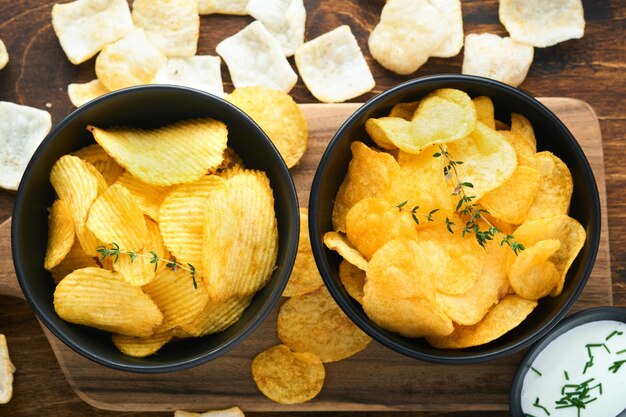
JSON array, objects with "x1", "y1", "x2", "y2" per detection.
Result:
[{"x1": 0, "y1": 99, "x2": 612, "y2": 412}]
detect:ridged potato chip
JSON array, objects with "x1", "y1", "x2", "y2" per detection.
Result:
[
  {"x1": 112, "y1": 331, "x2": 173, "y2": 358},
  {"x1": 202, "y1": 170, "x2": 278, "y2": 300},
  {"x1": 68, "y1": 79, "x2": 109, "y2": 107},
  {"x1": 473, "y1": 96, "x2": 495, "y2": 130},
  {"x1": 509, "y1": 239, "x2": 561, "y2": 300},
  {"x1": 252, "y1": 344, "x2": 325, "y2": 405},
  {"x1": 180, "y1": 295, "x2": 253, "y2": 337},
  {"x1": 132, "y1": 0, "x2": 199, "y2": 57},
  {"x1": 72, "y1": 144, "x2": 125, "y2": 186},
  {"x1": 226, "y1": 87, "x2": 308, "y2": 168},
  {"x1": 389, "y1": 101, "x2": 418, "y2": 121},
  {"x1": 175, "y1": 407, "x2": 245, "y2": 417},
  {"x1": 510, "y1": 113, "x2": 537, "y2": 152},
  {"x1": 199, "y1": 0, "x2": 248, "y2": 15},
  {"x1": 54, "y1": 267, "x2": 163, "y2": 337},
  {"x1": 427, "y1": 295, "x2": 538, "y2": 349},
  {"x1": 50, "y1": 241, "x2": 99, "y2": 284},
  {"x1": 44, "y1": 199, "x2": 75, "y2": 270},
  {"x1": 215, "y1": 147, "x2": 244, "y2": 173},
  {"x1": 0, "y1": 334, "x2": 13, "y2": 404},
  {"x1": 323, "y1": 231, "x2": 368, "y2": 272},
  {"x1": 526, "y1": 152, "x2": 573, "y2": 220},
  {"x1": 278, "y1": 287, "x2": 370, "y2": 362},
  {"x1": 332, "y1": 141, "x2": 400, "y2": 232},
  {"x1": 89, "y1": 118, "x2": 227, "y2": 186},
  {"x1": 86, "y1": 183, "x2": 148, "y2": 252},
  {"x1": 115, "y1": 172, "x2": 173, "y2": 221},
  {"x1": 363, "y1": 239, "x2": 454, "y2": 338},
  {"x1": 153, "y1": 56, "x2": 224, "y2": 97},
  {"x1": 71, "y1": 143, "x2": 109, "y2": 165},
  {"x1": 283, "y1": 208, "x2": 324, "y2": 297},
  {"x1": 338, "y1": 260, "x2": 365, "y2": 304},
  {"x1": 247, "y1": 0, "x2": 305, "y2": 57}
]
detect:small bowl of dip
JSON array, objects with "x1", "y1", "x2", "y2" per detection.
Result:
[{"x1": 509, "y1": 306, "x2": 626, "y2": 417}]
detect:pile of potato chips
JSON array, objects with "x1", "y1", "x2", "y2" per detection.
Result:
[
  {"x1": 324, "y1": 88, "x2": 586, "y2": 349},
  {"x1": 46, "y1": 116, "x2": 280, "y2": 357}
]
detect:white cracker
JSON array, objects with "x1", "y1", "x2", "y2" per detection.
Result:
[
  {"x1": 198, "y1": 0, "x2": 248, "y2": 15},
  {"x1": 0, "y1": 102, "x2": 52, "y2": 191},
  {"x1": 132, "y1": 0, "x2": 199, "y2": 57},
  {"x1": 429, "y1": 0, "x2": 463, "y2": 58},
  {"x1": 51, "y1": 0, "x2": 133, "y2": 65},
  {"x1": 216, "y1": 21, "x2": 297, "y2": 93},
  {"x1": 462, "y1": 33, "x2": 534, "y2": 87},
  {"x1": 174, "y1": 406, "x2": 245, "y2": 417},
  {"x1": 0, "y1": 335, "x2": 12, "y2": 404},
  {"x1": 68, "y1": 79, "x2": 110, "y2": 107},
  {"x1": 95, "y1": 28, "x2": 167, "y2": 91},
  {"x1": 499, "y1": 0, "x2": 585, "y2": 48},
  {"x1": 0, "y1": 39, "x2": 8, "y2": 70},
  {"x1": 246, "y1": 0, "x2": 306, "y2": 57},
  {"x1": 153, "y1": 56, "x2": 224, "y2": 97},
  {"x1": 295, "y1": 25, "x2": 375, "y2": 103}
]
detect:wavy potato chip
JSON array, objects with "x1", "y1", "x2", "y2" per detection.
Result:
[
  {"x1": 364, "y1": 117, "x2": 412, "y2": 152},
  {"x1": 89, "y1": 118, "x2": 228, "y2": 186},
  {"x1": 429, "y1": 0, "x2": 464, "y2": 58},
  {"x1": 112, "y1": 331, "x2": 173, "y2": 358},
  {"x1": 473, "y1": 96, "x2": 495, "y2": 130},
  {"x1": 68, "y1": 79, "x2": 109, "y2": 107},
  {"x1": 180, "y1": 295, "x2": 253, "y2": 337},
  {"x1": 389, "y1": 101, "x2": 418, "y2": 121},
  {"x1": 215, "y1": 147, "x2": 244, "y2": 172},
  {"x1": 175, "y1": 407, "x2": 245, "y2": 417},
  {"x1": 509, "y1": 239, "x2": 561, "y2": 300},
  {"x1": 252, "y1": 344, "x2": 325, "y2": 405},
  {"x1": 526, "y1": 152, "x2": 573, "y2": 220},
  {"x1": 278, "y1": 287, "x2": 371, "y2": 362},
  {"x1": 45, "y1": 199, "x2": 75, "y2": 270},
  {"x1": 54, "y1": 267, "x2": 163, "y2": 337},
  {"x1": 50, "y1": 241, "x2": 99, "y2": 284},
  {"x1": 427, "y1": 295, "x2": 537, "y2": 349},
  {"x1": 72, "y1": 143, "x2": 109, "y2": 165},
  {"x1": 198, "y1": 0, "x2": 248, "y2": 15},
  {"x1": 323, "y1": 232, "x2": 368, "y2": 272},
  {"x1": 247, "y1": 0, "x2": 305, "y2": 56},
  {"x1": 0, "y1": 334, "x2": 13, "y2": 404},
  {"x1": 501, "y1": 130, "x2": 535, "y2": 166},
  {"x1": 338, "y1": 260, "x2": 365, "y2": 303},
  {"x1": 153, "y1": 56, "x2": 224, "y2": 97},
  {"x1": 295, "y1": 25, "x2": 375, "y2": 103},
  {"x1": 0, "y1": 39, "x2": 7, "y2": 70},
  {"x1": 510, "y1": 113, "x2": 537, "y2": 152},
  {"x1": 283, "y1": 208, "x2": 324, "y2": 297},
  {"x1": 226, "y1": 87, "x2": 308, "y2": 168},
  {"x1": 115, "y1": 172, "x2": 173, "y2": 221}
]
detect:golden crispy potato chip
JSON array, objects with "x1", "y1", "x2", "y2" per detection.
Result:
[
  {"x1": 175, "y1": 407, "x2": 245, "y2": 417},
  {"x1": 479, "y1": 165, "x2": 541, "y2": 224},
  {"x1": 71, "y1": 143, "x2": 109, "y2": 164},
  {"x1": 363, "y1": 239, "x2": 454, "y2": 337},
  {"x1": 364, "y1": 117, "x2": 411, "y2": 152},
  {"x1": 215, "y1": 147, "x2": 244, "y2": 172},
  {"x1": 473, "y1": 96, "x2": 495, "y2": 129},
  {"x1": 510, "y1": 113, "x2": 537, "y2": 152},
  {"x1": 112, "y1": 331, "x2": 173, "y2": 358},
  {"x1": 500, "y1": 130, "x2": 535, "y2": 166},
  {"x1": 45, "y1": 199, "x2": 75, "y2": 270},
  {"x1": 247, "y1": 0, "x2": 306, "y2": 57},
  {"x1": 332, "y1": 141, "x2": 400, "y2": 231},
  {"x1": 180, "y1": 295, "x2": 253, "y2": 337},
  {"x1": 72, "y1": 144, "x2": 124, "y2": 186},
  {"x1": 526, "y1": 152, "x2": 573, "y2": 220},
  {"x1": 323, "y1": 231, "x2": 368, "y2": 271},
  {"x1": 513, "y1": 215, "x2": 586, "y2": 296},
  {"x1": 95, "y1": 28, "x2": 167, "y2": 91},
  {"x1": 54, "y1": 267, "x2": 162, "y2": 337},
  {"x1": 202, "y1": 170, "x2": 278, "y2": 300},
  {"x1": 86, "y1": 183, "x2": 148, "y2": 252},
  {"x1": 114, "y1": 172, "x2": 173, "y2": 221},
  {"x1": 89, "y1": 118, "x2": 228, "y2": 186},
  {"x1": 159, "y1": 175, "x2": 225, "y2": 275},
  {"x1": 132, "y1": 0, "x2": 199, "y2": 57},
  {"x1": 50, "y1": 241, "x2": 99, "y2": 284},
  {"x1": 388, "y1": 101, "x2": 418, "y2": 121},
  {"x1": 0, "y1": 334, "x2": 13, "y2": 404},
  {"x1": 68, "y1": 79, "x2": 109, "y2": 107},
  {"x1": 283, "y1": 208, "x2": 324, "y2": 297},
  {"x1": 252, "y1": 344, "x2": 325, "y2": 405},
  {"x1": 50, "y1": 155, "x2": 100, "y2": 225},
  {"x1": 84, "y1": 162, "x2": 108, "y2": 194},
  {"x1": 509, "y1": 239, "x2": 561, "y2": 300},
  {"x1": 345, "y1": 198, "x2": 418, "y2": 260},
  {"x1": 226, "y1": 87, "x2": 308, "y2": 168},
  {"x1": 427, "y1": 295, "x2": 537, "y2": 349},
  {"x1": 338, "y1": 260, "x2": 365, "y2": 303},
  {"x1": 278, "y1": 287, "x2": 371, "y2": 362}
]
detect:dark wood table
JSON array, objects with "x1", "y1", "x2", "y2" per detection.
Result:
[{"x1": 1, "y1": 0, "x2": 624, "y2": 416}]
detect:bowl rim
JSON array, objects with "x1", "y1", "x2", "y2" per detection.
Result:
[
  {"x1": 12, "y1": 85, "x2": 299, "y2": 373},
  {"x1": 508, "y1": 306, "x2": 626, "y2": 416},
  {"x1": 309, "y1": 74, "x2": 601, "y2": 364}
]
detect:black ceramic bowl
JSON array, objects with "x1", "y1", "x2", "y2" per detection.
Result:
[
  {"x1": 509, "y1": 306, "x2": 626, "y2": 416},
  {"x1": 12, "y1": 86, "x2": 299, "y2": 373},
  {"x1": 310, "y1": 74, "x2": 601, "y2": 364}
]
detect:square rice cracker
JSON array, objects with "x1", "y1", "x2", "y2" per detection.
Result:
[
  {"x1": 216, "y1": 21, "x2": 297, "y2": 93},
  {"x1": 52, "y1": 0, "x2": 133, "y2": 65},
  {"x1": 246, "y1": 0, "x2": 306, "y2": 57},
  {"x1": 295, "y1": 25, "x2": 375, "y2": 103},
  {"x1": 0, "y1": 102, "x2": 52, "y2": 191},
  {"x1": 0, "y1": 335, "x2": 14, "y2": 404},
  {"x1": 153, "y1": 56, "x2": 224, "y2": 97},
  {"x1": 199, "y1": 0, "x2": 248, "y2": 15}
]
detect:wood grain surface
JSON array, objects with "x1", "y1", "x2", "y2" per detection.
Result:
[{"x1": 0, "y1": 0, "x2": 624, "y2": 416}]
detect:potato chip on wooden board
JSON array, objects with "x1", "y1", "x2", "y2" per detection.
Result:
[
  {"x1": 499, "y1": 0, "x2": 585, "y2": 48},
  {"x1": 216, "y1": 21, "x2": 298, "y2": 93},
  {"x1": 0, "y1": 39, "x2": 8, "y2": 70},
  {"x1": 226, "y1": 86, "x2": 308, "y2": 168},
  {"x1": 95, "y1": 28, "x2": 167, "y2": 91},
  {"x1": 283, "y1": 208, "x2": 324, "y2": 297},
  {"x1": 180, "y1": 295, "x2": 253, "y2": 337},
  {"x1": 338, "y1": 260, "x2": 365, "y2": 304},
  {"x1": 0, "y1": 334, "x2": 14, "y2": 404},
  {"x1": 50, "y1": 241, "x2": 99, "y2": 284},
  {"x1": 67, "y1": 79, "x2": 110, "y2": 107},
  {"x1": 175, "y1": 407, "x2": 245, "y2": 417},
  {"x1": 252, "y1": 344, "x2": 325, "y2": 405},
  {"x1": 509, "y1": 239, "x2": 561, "y2": 300},
  {"x1": 429, "y1": 0, "x2": 464, "y2": 58},
  {"x1": 278, "y1": 287, "x2": 371, "y2": 362},
  {"x1": 295, "y1": 25, "x2": 375, "y2": 103},
  {"x1": 88, "y1": 118, "x2": 228, "y2": 186},
  {"x1": 132, "y1": 0, "x2": 199, "y2": 57},
  {"x1": 115, "y1": 172, "x2": 173, "y2": 221},
  {"x1": 44, "y1": 199, "x2": 75, "y2": 271},
  {"x1": 323, "y1": 231, "x2": 368, "y2": 272},
  {"x1": 247, "y1": 0, "x2": 306, "y2": 57},
  {"x1": 0, "y1": 101, "x2": 52, "y2": 190},
  {"x1": 368, "y1": 0, "x2": 448, "y2": 74},
  {"x1": 526, "y1": 152, "x2": 574, "y2": 220},
  {"x1": 198, "y1": 0, "x2": 248, "y2": 15},
  {"x1": 153, "y1": 56, "x2": 224, "y2": 97},
  {"x1": 112, "y1": 331, "x2": 173, "y2": 358},
  {"x1": 462, "y1": 33, "x2": 534, "y2": 87},
  {"x1": 51, "y1": 0, "x2": 133, "y2": 64},
  {"x1": 54, "y1": 267, "x2": 163, "y2": 337}
]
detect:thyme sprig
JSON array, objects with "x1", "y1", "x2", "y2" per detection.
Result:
[
  {"x1": 395, "y1": 201, "x2": 439, "y2": 225},
  {"x1": 96, "y1": 242, "x2": 198, "y2": 289}
]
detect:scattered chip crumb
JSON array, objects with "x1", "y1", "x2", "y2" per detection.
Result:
[
  {"x1": 295, "y1": 25, "x2": 375, "y2": 103},
  {"x1": 68, "y1": 79, "x2": 110, "y2": 107},
  {"x1": 0, "y1": 39, "x2": 8, "y2": 69},
  {"x1": 462, "y1": 33, "x2": 534, "y2": 87},
  {"x1": 198, "y1": 0, "x2": 248, "y2": 15},
  {"x1": 174, "y1": 406, "x2": 245, "y2": 417},
  {"x1": 153, "y1": 56, "x2": 224, "y2": 97},
  {"x1": 0, "y1": 335, "x2": 14, "y2": 404},
  {"x1": 246, "y1": 0, "x2": 306, "y2": 57}
]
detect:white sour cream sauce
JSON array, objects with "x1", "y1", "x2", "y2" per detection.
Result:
[{"x1": 521, "y1": 320, "x2": 626, "y2": 417}]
